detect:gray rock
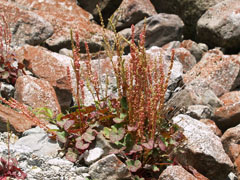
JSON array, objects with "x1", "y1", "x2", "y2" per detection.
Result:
[
  {"x1": 0, "y1": 1, "x2": 53, "y2": 47},
  {"x1": 83, "y1": 147, "x2": 104, "y2": 165},
  {"x1": 150, "y1": 0, "x2": 224, "y2": 39},
  {"x1": 159, "y1": 165, "x2": 197, "y2": 180},
  {"x1": 14, "y1": 126, "x2": 61, "y2": 157},
  {"x1": 109, "y1": 0, "x2": 157, "y2": 31},
  {"x1": 197, "y1": 0, "x2": 240, "y2": 50},
  {"x1": 134, "y1": 13, "x2": 184, "y2": 48},
  {"x1": 166, "y1": 78, "x2": 222, "y2": 118},
  {"x1": 173, "y1": 114, "x2": 234, "y2": 180},
  {"x1": 186, "y1": 105, "x2": 213, "y2": 120},
  {"x1": 89, "y1": 154, "x2": 131, "y2": 180}
]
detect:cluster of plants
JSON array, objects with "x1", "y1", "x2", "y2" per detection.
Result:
[
  {"x1": 0, "y1": 7, "x2": 186, "y2": 180},
  {"x1": 32, "y1": 12, "x2": 185, "y2": 179}
]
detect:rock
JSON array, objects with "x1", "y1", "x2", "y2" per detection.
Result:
[
  {"x1": 15, "y1": 45, "x2": 73, "y2": 111},
  {"x1": 221, "y1": 124, "x2": 240, "y2": 162},
  {"x1": 14, "y1": 126, "x2": 61, "y2": 157},
  {"x1": 150, "y1": 0, "x2": 224, "y2": 39},
  {"x1": 159, "y1": 165, "x2": 197, "y2": 180},
  {"x1": 0, "y1": 82, "x2": 15, "y2": 99},
  {"x1": 162, "y1": 41, "x2": 181, "y2": 50},
  {"x1": 14, "y1": 75, "x2": 61, "y2": 116},
  {"x1": 134, "y1": 13, "x2": 184, "y2": 48},
  {"x1": 186, "y1": 105, "x2": 213, "y2": 120},
  {"x1": 15, "y1": 0, "x2": 112, "y2": 52},
  {"x1": 214, "y1": 91, "x2": 240, "y2": 130},
  {"x1": 180, "y1": 40, "x2": 208, "y2": 62},
  {"x1": 197, "y1": 0, "x2": 240, "y2": 50},
  {"x1": 89, "y1": 154, "x2": 131, "y2": 180},
  {"x1": 183, "y1": 49, "x2": 240, "y2": 97},
  {"x1": 0, "y1": 1, "x2": 53, "y2": 47},
  {"x1": 174, "y1": 48, "x2": 196, "y2": 73},
  {"x1": 109, "y1": 0, "x2": 157, "y2": 31},
  {"x1": 173, "y1": 114, "x2": 234, "y2": 180},
  {"x1": 83, "y1": 147, "x2": 104, "y2": 165},
  {"x1": 0, "y1": 103, "x2": 35, "y2": 133},
  {"x1": 77, "y1": 0, "x2": 122, "y2": 25},
  {"x1": 199, "y1": 119, "x2": 222, "y2": 137},
  {"x1": 221, "y1": 124, "x2": 240, "y2": 178},
  {"x1": 166, "y1": 78, "x2": 222, "y2": 119}
]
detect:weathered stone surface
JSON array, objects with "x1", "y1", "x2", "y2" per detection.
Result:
[
  {"x1": 150, "y1": 0, "x2": 224, "y2": 39},
  {"x1": 214, "y1": 91, "x2": 240, "y2": 130},
  {"x1": 0, "y1": 103, "x2": 35, "y2": 132},
  {"x1": 180, "y1": 40, "x2": 208, "y2": 61},
  {"x1": 15, "y1": 45, "x2": 73, "y2": 111},
  {"x1": 0, "y1": 1, "x2": 53, "y2": 47},
  {"x1": 221, "y1": 124, "x2": 240, "y2": 178},
  {"x1": 159, "y1": 165, "x2": 197, "y2": 180},
  {"x1": 173, "y1": 114, "x2": 234, "y2": 180},
  {"x1": 14, "y1": 126, "x2": 61, "y2": 157},
  {"x1": 174, "y1": 48, "x2": 196, "y2": 73},
  {"x1": 166, "y1": 78, "x2": 222, "y2": 118},
  {"x1": 197, "y1": 0, "x2": 240, "y2": 50},
  {"x1": 110, "y1": 0, "x2": 157, "y2": 31},
  {"x1": 200, "y1": 119, "x2": 222, "y2": 137},
  {"x1": 89, "y1": 154, "x2": 131, "y2": 180},
  {"x1": 77, "y1": 0, "x2": 122, "y2": 24},
  {"x1": 14, "y1": 75, "x2": 61, "y2": 115},
  {"x1": 14, "y1": 0, "x2": 111, "y2": 52},
  {"x1": 186, "y1": 105, "x2": 213, "y2": 120},
  {"x1": 134, "y1": 13, "x2": 184, "y2": 48},
  {"x1": 183, "y1": 49, "x2": 240, "y2": 97},
  {"x1": 221, "y1": 124, "x2": 240, "y2": 162}
]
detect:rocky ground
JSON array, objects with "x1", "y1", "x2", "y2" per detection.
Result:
[{"x1": 1, "y1": 0, "x2": 240, "y2": 179}]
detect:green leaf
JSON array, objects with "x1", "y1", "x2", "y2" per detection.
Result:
[
  {"x1": 65, "y1": 148, "x2": 78, "y2": 162},
  {"x1": 56, "y1": 131, "x2": 67, "y2": 143},
  {"x1": 109, "y1": 127, "x2": 125, "y2": 142},
  {"x1": 126, "y1": 159, "x2": 142, "y2": 172},
  {"x1": 113, "y1": 117, "x2": 124, "y2": 124},
  {"x1": 102, "y1": 127, "x2": 111, "y2": 139}
]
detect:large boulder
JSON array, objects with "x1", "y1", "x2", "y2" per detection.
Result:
[
  {"x1": 134, "y1": 13, "x2": 184, "y2": 48},
  {"x1": 109, "y1": 0, "x2": 157, "y2": 31},
  {"x1": 0, "y1": 1, "x2": 53, "y2": 47},
  {"x1": 166, "y1": 78, "x2": 222, "y2": 119},
  {"x1": 197, "y1": 0, "x2": 240, "y2": 51},
  {"x1": 173, "y1": 114, "x2": 234, "y2": 180},
  {"x1": 0, "y1": 103, "x2": 35, "y2": 133},
  {"x1": 14, "y1": 126, "x2": 61, "y2": 157},
  {"x1": 183, "y1": 49, "x2": 240, "y2": 97},
  {"x1": 214, "y1": 91, "x2": 240, "y2": 130},
  {"x1": 150, "y1": 0, "x2": 223, "y2": 39},
  {"x1": 15, "y1": 45, "x2": 73, "y2": 111},
  {"x1": 14, "y1": 75, "x2": 61, "y2": 116},
  {"x1": 14, "y1": 0, "x2": 112, "y2": 52}
]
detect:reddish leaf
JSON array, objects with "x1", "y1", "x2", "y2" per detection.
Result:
[
  {"x1": 75, "y1": 137, "x2": 90, "y2": 150},
  {"x1": 142, "y1": 139, "x2": 154, "y2": 150},
  {"x1": 63, "y1": 120, "x2": 75, "y2": 131}
]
